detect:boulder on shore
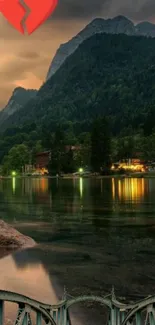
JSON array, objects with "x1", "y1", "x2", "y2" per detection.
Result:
[{"x1": 0, "y1": 220, "x2": 36, "y2": 248}]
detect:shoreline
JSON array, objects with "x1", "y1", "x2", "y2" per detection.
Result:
[{"x1": 1, "y1": 173, "x2": 155, "y2": 179}]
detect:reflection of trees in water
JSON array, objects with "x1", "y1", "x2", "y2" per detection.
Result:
[
  {"x1": 0, "y1": 178, "x2": 92, "y2": 221},
  {"x1": 0, "y1": 179, "x2": 94, "y2": 242},
  {"x1": 0, "y1": 177, "x2": 153, "y2": 239},
  {"x1": 0, "y1": 178, "x2": 52, "y2": 222},
  {"x1": 90, "y1": 179, "x2": 113, "y2": 233},
  {"x1": 91, "y1": 177, "x2": 154, "y2": 236},
  {"x1": 12, "y1": 248, "x2": 45, "y2": 268},
  {"x1": 47, "y1": 178, "x2": 94, "y2": 241}
]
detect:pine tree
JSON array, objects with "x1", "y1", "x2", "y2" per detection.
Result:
[
  {"x1": 91, "y1": 117, "x2": 111, "y2": 173},
  {"x1": 48, "y1": 127, "x2": 65, "y2": 175}
]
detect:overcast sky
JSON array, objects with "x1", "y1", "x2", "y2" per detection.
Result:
[{"x1": 1, "y1": 0, "x2": 155, "y2": 107}]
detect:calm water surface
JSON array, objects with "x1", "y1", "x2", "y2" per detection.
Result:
[{"x1": 0, "y1": 177, "x2": 155, "y2": 324}]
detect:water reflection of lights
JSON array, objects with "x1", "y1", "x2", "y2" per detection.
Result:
[
  {"x1": 79, "y1": 177, "x2": 83, "y2": 198},
  {"x1": 118, "y1": 180, "x2": 122, "y2": 198},
  {"x1": 112, "y1": 178, "x2": 146, "y2": 201},
  {"x1": 32, "y1": 178, "x2": 48, "y2": 193},
  {"x1": 120, "y1": 178, "x2": 145, "y2": 200},
  {"x1": 73, "y1": 177, "x2": 76, "y2": 188},
  {"x1": 12, "y1": 177, "x2": 16, "y2": 193},
  {"x1": 112, "y1": 178, "x2": 115, "y2": 199},
  {"x1": 100, "y1": 179, "x2": 103, "y2": 193}
]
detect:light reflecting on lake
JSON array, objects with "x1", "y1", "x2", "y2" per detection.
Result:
[
  {"x1": 0, "y1": 177, "x2": 155, "y2": 324},
  {"x1": 114, "y1": 178, "x2": 146, "y2": 200}
]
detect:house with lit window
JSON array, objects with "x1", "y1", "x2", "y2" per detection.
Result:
[
  {"x1": 35, "y1": 151, "x2": 51, "y2": 174},
  {"x1": 111, "y1": 158, "x2": 146, "y2": 172}
]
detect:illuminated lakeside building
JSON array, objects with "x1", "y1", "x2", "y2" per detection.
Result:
[
  {"x1": 35, "y1": 151, "x2": 51, "y2": 174},
  {"x1": 111, "y1": 158, "x2": 146, "y2": 172},
  {"x1": 34, "y1": 146, "x2": 81, "y2": 175}
]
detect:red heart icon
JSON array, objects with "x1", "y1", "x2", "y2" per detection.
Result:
[
  {"x1": 0, "y1": 0, "x2": 25, "y2": 34},
  {"x1": 24, "y1": 0, "x2": 58, "y2": 34},
  {"x1": 0, "y1": 0, "x2": 58, "y2": 34}
]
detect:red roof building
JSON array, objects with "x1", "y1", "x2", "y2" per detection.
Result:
[{"x1": 35, "y1": 151, "x2": 51, "y2": 169}]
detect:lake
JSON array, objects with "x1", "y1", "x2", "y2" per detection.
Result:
[{"x1": 0, "y1": 177, "x2": 155, "y2": 324}]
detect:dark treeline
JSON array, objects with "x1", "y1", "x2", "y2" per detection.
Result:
[
  {"x1": 1, "y1": 116, "x2": 155, "y2": 175},
  {"x1": 1, "y1": 117, "x2": 111, "y2": 175}
]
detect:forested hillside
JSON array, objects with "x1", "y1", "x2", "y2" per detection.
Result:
[
  {"x1": 1, "y1": 33, "x2": 155, "y2": 164},
  {"x1": 2, "y1": 33, "x2": 155, "y2": 136}
]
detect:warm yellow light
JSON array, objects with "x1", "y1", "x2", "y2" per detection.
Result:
[
  {"x1": 118, "y1": 178, "x2": 145, "y2": 201},
  {"x1": 12, "y1": 177, "x2": 16, "y2": 193},
  {"x1": 11, "y1": 171, "x2": 16, "y2": 176},
  {"x1": 79, "y1": 177, "x2": 83, "y2": 197},
  {"x1": 112, "y1": 178, "x2": 115, "y2": 199},
  {"x1": 79, "y1": 168, "x2": 83, "y2": 173},
  {"x1": 118, "y1": 162, "x2": 145, "y2": 172}
]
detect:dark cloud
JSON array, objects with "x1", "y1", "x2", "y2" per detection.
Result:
[
  {"x1": 50, "y1": 0, "x2": 109, "y2": 20},
  {"x1": 48, "y1": 0, "x2": 155, "y2": 22},
  {"x1": 119, "y1": 0, "x2": 155, "y2": 21},
  {"x1": 18, "y1": 52, "x2": 41, "y2": 60},
  {"x1": 1, "y1": 0, "x2": 155, "y2": 108}
]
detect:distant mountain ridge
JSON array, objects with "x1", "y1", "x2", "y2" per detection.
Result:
[
  {"x1": 2, "y1": 15, "x2": 155, "y2": 129},
  {"x1": 2, "y1": 32, "x2": 155, "y2": 135},
  {"x1": 0, "y1": 87, "x2": 37, "y2": 124},
  {"x1": 46, "y1": 15, "x2": 155, "y2": 80}
]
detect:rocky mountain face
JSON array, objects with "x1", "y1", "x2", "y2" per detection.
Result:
[
  {"x1": 135, "y1": 22, "x2": 155, "y2": 37},
  {"x1": 3, "y1": 33, "x2": 155, "y2": 135},
  {"x1": 0, "y1": 87, "x2": 37, "y2": 124},
  {"x1": 46, "y1": 15, "x2": 135, "y2": 80},
  {"x1": 1, "y1": 15, "x2": 155, "y2": 131},
  {"x1": 1, "y1": 15, "x2": 155, "y2": 124},
  {"x1": 46, "y1": 15, "x2": 155, "y2": 80}
]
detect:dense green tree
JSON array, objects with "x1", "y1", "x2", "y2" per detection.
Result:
[
  {"x1": 31, "y1": 140, "x2": 43, "y2": 164},
  {"x1": 74, "y1": 149, "x2": 83, "y2": 171},
  {"x1": 91, "y1": 117, "x2": 111, "y2": 173},
  {"x1": 143, "y1": 134, "x2": 155, "y2": 160},
  {"x1": 143, "y1": 107, "x2": 155, "y2": 136},
  {"x1": 117, "y1": 136, "x2": 135, "y2": 160},
  {"x1": 2, "y1": 144, "x2": 30, "y2": 175},
  {"x1": 80, "y1": 133, "x2": 91, "y2": 168},
  {"x1": 62, "y1": 149, "x2": 75, "y2": 173},
  {"x1": 48, "y1": 127, "x2": 66, "y2": 175}
]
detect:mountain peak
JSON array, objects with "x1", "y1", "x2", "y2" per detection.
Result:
[
  {"x1": 136, "y1": 21, "x2": 155, "y2": 36},
  {"x1": 136, "y1": 21, "x2": 155, "y2": 28},
  {"x1": 12, "y1": 87, "x2": 37, "y2": 95},
  {"x1": 89, "y1": 15, "x2": 131, "y2": 26},
  {"x1": 112, "y1": 15, "x2": 131, "y2": 22},
  {"x1": 89, "y1": 17, "x2": 105, "y2": 25},
  {"x1": 46, "y1": 15, "x2": 135, "y2": 80},
  {"x1": 0, "y1": 87, "x2": 37, "y2": 123},
  {"x1": 12, "y1": 86, "x2": 25, "y2": 94}
]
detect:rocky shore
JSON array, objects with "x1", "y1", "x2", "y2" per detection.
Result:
[{"x1": 0, "y1": 220, "x2": 36, "y2": 249}]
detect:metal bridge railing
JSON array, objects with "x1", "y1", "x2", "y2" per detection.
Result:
[{"x1": 0, "y1": 288, "x2": 155, "y2": 325}]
